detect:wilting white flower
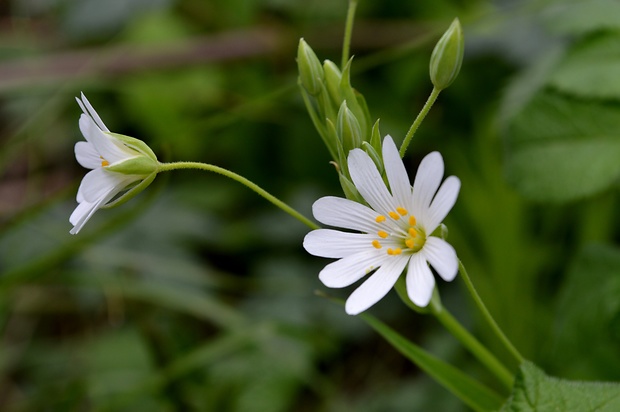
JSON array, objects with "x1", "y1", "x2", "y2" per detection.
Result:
[
  {"x1": 70, "y1": 93, "x2": 158, "y2": 234},
  {"x1": 303, "y1": 136, "x2": 460, "y2": 315}
]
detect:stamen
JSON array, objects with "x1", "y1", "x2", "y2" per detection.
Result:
[
  {"x1": 392, "y1": 248, "x2": 402, "y2": 255},
  {"x1": 408, "y1": 228, "x2": 417, "y2": 237},
  {"x1": 409, "y1": 216, "x2": 416, "y2": 226},
  {"x1": 405, "y1": 239, "x2": 415, "y2": 249},
  {"x1": 372, "y1": 240, "x2": 382, "y2": 249},
  {"x1": 375, "y1": 215, "x2": 386, "y2": 223},
  {"x1": 387, "y1": 248, "x2": 394, "y2": 255},
  {"x1": 388, "y1": 211, "x2": 400, "y2": 220},
  {"x1": 377, "y1": 230, "x2": 388, "y2": 239},
  {"x1": 101, "y1": 160, "x2": 110, "y2": 167},
  {"x1": 396, "y1": 207, "x2": 408, "y2": 216}
]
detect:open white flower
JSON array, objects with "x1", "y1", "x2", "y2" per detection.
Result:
[
  {"x1": 70, "y1": 93, "x2": 158, "y2": 235},
  {"x1": 303, "y1": 135, "x2": 460, "y2": 315}
]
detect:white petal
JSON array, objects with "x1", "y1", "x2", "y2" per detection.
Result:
[
  {"x1": 312, "y1": 196, "x2": 382, "y2": 234},
  {"x1": 382, "y1": 135, "x2": 412, "y2": 209},
  {"x1": 425, "y1": 176, "x2": 460, "y2": 233},
  {"x1": 422, "y1": 237, "x2": 458, "y2": 281},
  {"x1": 411, "y1": 152, "x2": 444, "y2": 223},
  {"x1": 348, "y1": 148, "x2": 395, "y2": 216},
  {"x1": 304, "y1": 229, "x2": 377, "y2": 258},
  {"x1": 79, "y1": 114, "x2": 132, "y2": 164},
  {"x1": 78, "y1": 93, "x2": 109, "y2": 132},
  {"x1": 345, "y1": 255, "x2": 408, "y2": 315},
  {"x1": 318, "y1": 249, "x2": 388, "y2": 288},
  {"x1": 406, "y1": 253, "x2": 435, "y2": 307},
  {"x1": 77, "y1": 168, "x2": 133, "y2": 203},
  {"x1": 75, "y1": 141, "x2": 101, "y2": 169},
  {"x1": 69, "y1": 194, "x2": 113, "y2": 235}
]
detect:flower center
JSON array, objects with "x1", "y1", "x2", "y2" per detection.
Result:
[{"x1": 371, "y1": 207, "x2": 426, "y2": 255}]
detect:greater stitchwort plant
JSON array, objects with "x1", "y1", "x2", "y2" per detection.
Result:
[{"x1": 66, "y1": 2, "x2": 620, "y2": 410}]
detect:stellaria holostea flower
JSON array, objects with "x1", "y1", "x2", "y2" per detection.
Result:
[
  {"x1": 303, "y1": 136, "x2": 460, "y2": 314},
  {"x1": 70, "y1": 93, "x2": 158, "y2": 234}
]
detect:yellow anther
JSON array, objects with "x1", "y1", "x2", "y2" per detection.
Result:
[
  {"x1": 387, "y1": 248, "x2": 394, "y2": 255},
  {"x1": 405, "y1": 239, "x2": 415, "y2": 249},
  {"x1": 392, "y1": 248, "x2": 402, "y2": 255},
  {"x1": 409, "y1": 215, "x2": 416, "y2": 226},
  {"x1": 408, "y1": 228, "x2": 417, "y2": 237},
  {"x1": 396, "y1": 207, "x2": 408, "y2": 216},
  {"x1": 375, "y1": 215, "x2": 386, "y2": 223},
  {"x1": 372, "y1": 240, "x2": 382, "y2": 249},
  {"x1": 101, "y1": 160, "x2": 110, "y2": 167},
  {"x1": 377, "y1": 230, "x2": 388, "y2": 239},
  {"x1": 388, "y1": 211, "x2": 400, "y2": 220}
]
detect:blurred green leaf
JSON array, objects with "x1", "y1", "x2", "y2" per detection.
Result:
[
  {"x1": 360, "y1": 312, "x2": 505, "y2": 412},
  {"x1": 541, "y1": 0, "x2": 620, "y2": 35},
  {"x1": 549, "y1": 32, "x2": 620, "y2": 99},
  {"x1": 504, "y1": 92, "x2": 620, "y2": 202},
  {"x1": 500, "y1": 361, "x2": 620, "y2": 411},
  {"x1": 549, "y1": 244, "x2": 620, "y2": 380}
]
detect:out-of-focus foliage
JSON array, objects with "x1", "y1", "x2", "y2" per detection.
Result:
[{"x1": 1, "y1": 0, "x2": 620, "y2": 411}]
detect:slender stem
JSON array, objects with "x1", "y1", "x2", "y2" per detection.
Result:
[
  {"x1": 341, "y1": 0, "x2": 358, "y2": 68},
  {"x1": 399, "y1": 87, "x2": 441, "y2": 158},
  {"x1": 458, "y1": 260, "x2": 524, "y2": 368},
  {"x1": 157, "y1": 162, "x2": 319, "y2": 230},
  {"x1": 430, "y1": 300, "x2": 514, "y2": 392}
]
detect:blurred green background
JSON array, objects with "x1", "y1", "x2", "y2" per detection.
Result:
[{"x1": 1, "y1": 0, "x2": 620, "y2": 410}]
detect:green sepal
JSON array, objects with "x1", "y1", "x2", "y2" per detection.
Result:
[
  {"x1": 326, "y1": 118, "x2": 347, "y2": 169},
  {"x1": 430, "y1": 223, "x2": 449, "y2": 240},
  {"x1": 317, "y1": 82, "x2": 337, "y2": 125},
  {"x1": 361, "y1": 141, "x2": 383, "y2": 176},
  {"x1": 323, "y1": 60, "x2": 343, "y2": 107},
  {"x1": 297, "y1": 38, "x2": 324, "y2": 96},
  {"x1": 101, "y1": 172, "x2": 157, "y2": 209},
  {"x1": 108, "y1": 132, "x2": 158, "y2": 161},
  {"x1": 105, "y1": 155, "x2": 159, "y2": 176},
  {"x1": 354, "y1": 89, "x2": 373, "y2": 141},
  {"x1": 339, "y1": 58, "x2": 368, "y2": 139},
  {"x1": 298, "y1": 81, "x2": 338, "y2": 161},
  {"x1": 338, "y1": 173, "x2": 365, "y2": 204},
  {"x1": 430, "y1": 18, "x2": 464, "y2": 91},
  {"x1": 370, "y1": 119, "x2": 383, "y2": 153},
  {"x1": 336, "y1": 101, "x2": 362, "y2": 154}
]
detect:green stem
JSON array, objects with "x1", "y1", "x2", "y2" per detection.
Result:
[
  {"x1": 458, "y1": 260, "x2": 524, "y2": 369},
  {"x1": 157, "y1": 162, "x2": 319, "y2": 230},
  {"x1": 430, "y1": 299, "x2": 514, "y2": 393},
  {"x1": 399, "y1": 87, "x2": 441, "y2": 158},
  {"x1": 341, "y1": 0, "x2": 358, "y2": 68}
]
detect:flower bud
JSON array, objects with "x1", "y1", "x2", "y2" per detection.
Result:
[
  {"x1": 336, "y1": 101, "x2": 362, "y2": 153},
  {"x1": 323, "y1": 60, "x2": 342, "y2": 106},
  {"x1": 429, "y1": 18, "x2": 464, "y2": 90},
  {"x1": 297, "y1": 38, "x2": 324, "y2": 95}
]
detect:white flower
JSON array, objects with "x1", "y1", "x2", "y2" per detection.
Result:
[
  {"x1": 70, "y1": 93, "x2": 158, "y2": 235},
  {"x1": 303, "y1": 135, "x2": 460, "y2": 315}
]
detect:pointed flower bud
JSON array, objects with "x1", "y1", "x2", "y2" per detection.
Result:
[
  {"x1": 429, "y1": 18, "x2": 464, "y2": 90},
  {"x1": 336, "y1": 101, "x2": 362, "y2": 153},
  {"x1": 297, "y1": 38, "x2": 324, "y2": 95}
]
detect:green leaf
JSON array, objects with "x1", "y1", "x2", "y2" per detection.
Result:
[
  {"x1": 504, "y1": 92, "x2": 620, "y2": 202},
  {"x1": 550, "y1": 244, "x2": 620, "y2": 380},
  {"x1": 500, "y1": 361, "x2": 620, "y2": 411},
  {"x1": 541, "y1": 0, "x2": 620, "y2": 36},
  {"x1": 360, "y1": 312, "x2": 504, "y2": 412},
  {"x1": 549, "y1": 32, "x2": 620, "y2": 99}
]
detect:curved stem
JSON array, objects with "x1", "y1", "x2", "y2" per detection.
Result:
[
  {"x1": 158, "y1": 162, "x2": 319, "y2": 230},
  {"x1": 430, "y1": 300, "x2": 514, "y2": 393},
  {"x1": 458, "y1": 260, "x2": 524, "y2": 369},
  {"x1": 399, "y1": 87, "x2": 441, "y2": 158},
  {"x1": 341, "y1": 0, "x2": 358, "y2": 68}
]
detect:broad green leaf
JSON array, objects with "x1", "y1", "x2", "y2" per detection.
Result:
[
  {"x1": 541, "y1": 0, "x2": 620, "y2": 35},
  {"x1": 500, "y1": 361, "x2": 620, "y2": 411},
  {"x1": 549, "y1": 32, "x2": 620, "y2": 99},
  {"x1": 550, "y1": 244, "x2": 620, "y2": 380},
  {"x1": 504, "y1": 92, "x2": 620, "y2": 202},
  {"x1": 360, "y1": 312, "x2": 504, "y2": 412}
]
